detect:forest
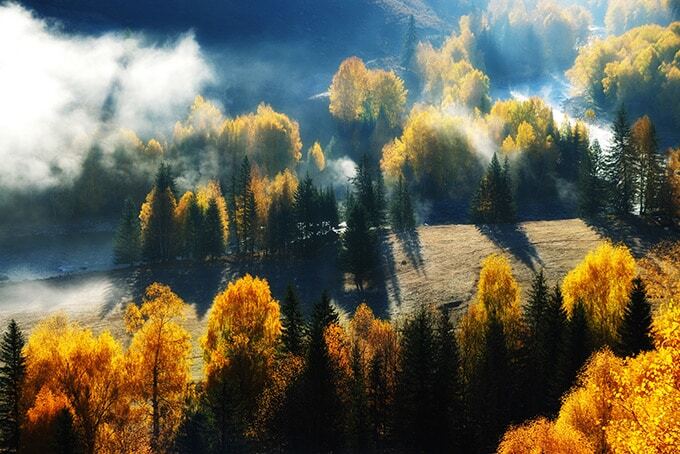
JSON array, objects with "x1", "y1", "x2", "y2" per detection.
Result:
[{"x1": 0, "y1": 0, "x2": 679, "y2": 453}]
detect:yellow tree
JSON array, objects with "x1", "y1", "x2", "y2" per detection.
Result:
[
  {"x1": 329, "y1": 57, "x2": 370, "y2": 122},
  {"x1": 125, "y1": 283, "x2": 192, "y2": 453},
  {"x1": 201, "y1": 274, "x2": 282, "y2": 448},
  {"x1": 23, "y1": 316, "x2": 130, "y2": 454},
  {"x1": 366, "y1": 70, "x2": 407, "y2": 127},
  {"x1": 458, "y1": 254, "x2": 524, "y2": 381},
  {"x1": 196, "y1": 179, "x2": 230, "y2": 242},
  {"x1": 308, "y1": 141, "x2": 326, "y2": 172},
  {"x1": 248, "y1": 104, "x2": 303, "y2": 177},
  {"x1": 497, "y1": 417, "x2": 593, "y2": 454},
  {"x1": 561, "y1": 242, "x2": 636, "y2": 345}
]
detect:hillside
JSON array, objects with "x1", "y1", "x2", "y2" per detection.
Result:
[{"x1": 2, "y1": 217, "x2": 673, "y2": 378}]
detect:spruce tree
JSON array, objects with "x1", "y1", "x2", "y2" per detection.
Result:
[
  {"x1": 143, "y1": 163, "x2": 177, "y2": 262},
  {"x1": 394, "y1": 305, "x2": 437, "y2": 453},
  {"x1": 304, "y1": 291, "x2": 343, "y2": 452},
  {"x1": 343, "y1": 199, "x2": 378, "y2": 291},
  {"x1": 236, "y1": 156, "x2": 256, "y2": 254},
  {"x1": 113, "y1": 198, "x2": 141, "y2": 265},
  {"x1": 185, "y1": 197, "x2": 204, "y2": 260},
  {"x1": 432, "y1": 310, "x2": 463, "y2": 451},
  {"x1": 471, "y1": 153, "x2": 515, "y2": 223},
  {"x1": 349, "y1": 344, "x2": 370, "y2": 451},
  {"x1": 605, "y1": 107, "x2": 636, "y2": 215},
  {"x1": 390, "y1": 174, "x2": 416, "y2": 232},
  {"x1": 617, "y1": 277, "x2": 654, "y2": 357},
  {"x1": 281, "y1": 285, "x2": 307, "y2": 356},
  {"x1": 0, "y1": 320, "x2": 26, "y2": 453},
  {"x1": 554, "y1": 301, "x2": 591, "y2": 400},
  {"x1": 633, "y1": 117, "x2": 664, "y2": 216},
  {"x1": 202, "y1": 199, "x2": 225, "y2": 259},
  {"x1": 579, "y1": 140, "x2": 604, "y2": 216},
  {"x1": 401, "y1": 14, "x2": 417, "y2": 70}
]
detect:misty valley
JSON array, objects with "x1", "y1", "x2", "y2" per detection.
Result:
[{"x1": 0, "y1": 1, "x2": 679, "y2": 453}]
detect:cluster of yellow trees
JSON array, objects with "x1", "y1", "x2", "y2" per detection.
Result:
[
  {"x1": 329, "y1": 57, "x2": 407, "y2": 128},
  {"x1": 567, "y1": 22, "x2": 680, "y2": 130},
  {"x1": 18, "y1": 238, "x2": 679, "y2": 452},
  {"x1": 499, "y1": 295, "x2": 680, "y2": 453},
  {"x1": 605, "y1": 0, "x2": 675, "y2": 34}
]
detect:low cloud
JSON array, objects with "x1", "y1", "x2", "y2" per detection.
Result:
[{"x1": 0, "y1": 3, "x2": 213, "y2": 189}]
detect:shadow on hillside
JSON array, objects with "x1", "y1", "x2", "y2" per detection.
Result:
[
  {"x1": 584, "y1": 215, "x2": 679, "y2": 257},
  {"x1": 98, "y1": 245, "x2": 394, "y2": 320},
  {"x1": 476, "y1": 223, "x2": 543, "y2": 271},
  {"x1": 377, "y1": 233, "x2": 401, "y2": 310},
  {"x1": 396, "y1": 229, "x2": 424, "y2": 273}
]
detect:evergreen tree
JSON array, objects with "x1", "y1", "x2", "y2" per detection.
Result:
[
  {"x1": 185, "y1": 197, "x2": 204, "y2": 259},
  {"x1": 617, "y1": 277, "x2": 654, "y2": 357},
  {"x1": 394, "y1": 305, "x2": 437, "y2": 453},
  {"x1": 349, "y1": 344, "x2": 370, "y2": 451},
  {"x1": 143, "y1": 163, "x2": 177, "y2": 261},
  {"x1": 202, "y1": 199, "x2": 225, "y2": 259},
  {"x1": 432, "y1": 310, "x2": 463, "y2": 451},
  {"x1": 303, "y1": 292, "x2": 344, "y2": 452},
  {"x1": 525, "y1": 270, "x2": 550, "y2": 333},
  {"x1": 472, "y1": 312, "x2": 511, "y2": 452},
  {"x1": 281, "y1": 285, "x2": 307, "y2": 356},
  {"x1": 471, "y1": 153, "x2": 515, "y2": 223},
  {"x1": 343, "y1": 198, "x2": 378, "y2": 291},
  {"x1": 0, "y1": 320, "x2": 26, "y2": 453},
  {"x1": 401, "y1": 14, "x2": 417, "y2": 70},
  {"x1": 579, "y1": 140, "x2": 604, "y2": 216},
  {"x1": 390, "y1": 174, "x2": 416, "y2": 232},
  {"x1": 605, "y1": 107, "x2": 636, "y2": 215},
  {"x1": 266, "y1": 185, "x2": 295, "y2": 255},
  {"x1": 351, "y1": 155, "x2": 385, "y2": 229},
  {"x1": 113, "y1": 198, "x2": 141, "y2": 265},
  {"x1": 554, "y1": 301, "x2": 591, "y2": 400}
]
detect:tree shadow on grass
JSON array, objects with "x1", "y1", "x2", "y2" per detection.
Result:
[
  {"x1": 583, "y1": 215, "x2": 679, "y2": 257},
  {"x1": 476, "y1": 223, "x2": 543, "y2": 271},
  {"x1": 396, "y1": 229, "x2": 424, "y2": 273}
]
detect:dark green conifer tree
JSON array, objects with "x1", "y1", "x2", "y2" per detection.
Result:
[
  {"x1": 579, "y1": 140, "x2": 604, "y2": 216},
  {"x1": 343, "y1": 197, "x2": 378, "y2": 291},
  {"x1": 202, "y1": 199, "x2": 225, "y2": 259},
  {"x1": 0, "y1": 320, "x2": 26, "y2": 453},
  {"x1": 143, "y1": 163, "x2": 177, "y2": 261},
  {"x1": 114, "y1": 198, "x2": 141, "y2": 265},
  {"x1": 617, "y1": 277, "x2": 654, "y2": 357},
  {"x1": 185, "y1": 196, "x2": 204, "y2": 259},
  {"x1": 281, "y1": 285, "x2": 307, "y2": 356},
  {"x1": 554, "y1": 301, "x2": 592, "y2": 401},
  {"x1": 605, "y1": 106, "x2": 636, "y2": 215}
]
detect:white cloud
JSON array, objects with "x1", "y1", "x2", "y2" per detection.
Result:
[{"x1": 0, "y1": 3, "x2": 213, "y2": 189}]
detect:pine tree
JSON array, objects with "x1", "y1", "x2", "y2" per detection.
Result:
[
  {"x1": 432, "y1": 310, "x2": 463, "y2": 451},
  {"x1": 202, "y1": 199, "x2": 225, "y2": 259},
  {"x1": 186, "y1": 197, "x2": 204, "y2": 259},
  {"x1": 579, "y1": 140, "x2": 604, "y2": 216},
  {"x1": 471, "y1": 312, "x2": 511, "y2": 452},
  {"x1": 0, "y1": 320, "x2": 26, "y2": 453},
  {"x1": 303, "y1": 291, "x2": 343, "y2": 452},
  {"x1": 632, "y1": 116, "x2": 664, "y2": 216},
  {"x1": 617, "y1": 277, "x2": 654, "y2": 357},
  {"x1": 390, "y1": 174, "x2": 416, "y2": 232},
  {"x1": 538, "y1": 286, "x2": 568, "y2": 415},
  {"x1": 471, "y1": 153, "x2": 515, "y2": 223},
  {"x1": 114, "y1": 198, "x2": 141, "y2": 265},
  {"x1": 554, "y1": 301, "x2": 591, "y2": 400},
  {"x1": 394, "y1": 305, "x2": 437, "y2": 452},
  {"x1": 143, "y1": 163, "x2": 177, "y2": 262},
  {"x1": 281, "y1": 285, "x2": 307, "y2": 356},
  {"x1": 401, "y1": 15, "x2": 417, "y2": 70},
  {"x1": 349, "y1": 344, "x2": 370, "y2": 451},
  {"x1": 525, "y1": 270, "x2": 550, "y2": 333},
  {"x1": 605, "y1": 107, "x2": 636, "y2": 215},
  {"x1": 343, "y1": 199, "x2": 378, "y2": 291}
]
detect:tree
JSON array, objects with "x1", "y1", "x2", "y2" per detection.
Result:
[
  {"x1": 471, "y1": 153, "x2": 515, "y2": 223},
  {"x1": 343, "y1": 196, "x2": 378, "y2": 291},
  {"x1": 141, "y1": 163, "x2": 178, "y2": 261},
  {"x1": 201, "y1": 275, "x2": 282, "y2": 450},
  {"x1": 125, "y1": 283, "x2": 192, "y2": 453},
  {"x1": 631, "y1": 116, "x2": 664, "y2": 216},
  {"x1": 394, "y1": 305, "x2": 438, "y2": 452},
  {"x1": 605, "y1": 107, "x2": 636, "y2": 215},
  {"x1": 23, "y1": 316, "x2": 129, "y2": 454},
  {"x1": 0, "y1": 320, "x2": 26, "y2": 453},
  {"x1": 554, "y1": 301, "x2": 592, "y2": 400},
  {"x1": 401, "y1": 14, "x2": 417, "y2": 70},
  {"x1": 579, "y1": 139, "x2": 605, "y2": 216},
  {"x1": 234, "y1": 156, "x2": 257, "y2": 254},
  {"x1": 281, "y1": 285, "x2": 307, "y2": 357},
  {"x1": 114, "y1": 198, "x2": 141, "y2": 265},
  {"x1": 301, "y1": 292, "x2": 345, "y2": 452},
  {"x1": 561, "y1": 242, "x2": 636, "y2": 346},
  {"x1": 616, "y1": 277, "x2": 654, "y2": 357},
  {"x1": 389, "y1": 173, "x2": 416, "y2": 232},
  {"x1": 203, "y1": 199, "x2": 225, "y2": 259}
]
